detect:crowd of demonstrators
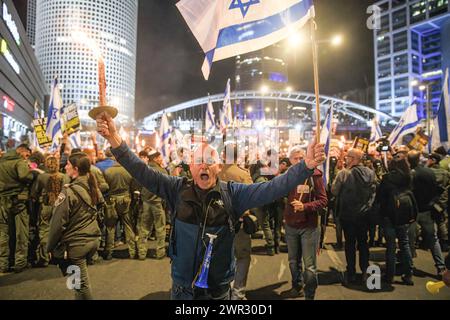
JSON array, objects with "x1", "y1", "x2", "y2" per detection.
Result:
[{"x1": 2, "y1": 114, "x2": 450, "y2": 301}]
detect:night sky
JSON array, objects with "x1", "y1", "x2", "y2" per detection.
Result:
[
  {"x1": 14, "y1": 0, "x2": 376, "y2": 121},
  {"x1": 135, "y1": 0, "x2": 375, "y2": 120}
]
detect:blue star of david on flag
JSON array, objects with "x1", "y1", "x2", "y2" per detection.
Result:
[{"x1": 229, "y1": 0, "x2": 260, "y2": 18}]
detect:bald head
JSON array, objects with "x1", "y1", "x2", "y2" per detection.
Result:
[
  {"x1": 345, "y1": 148, "x2": 364, "y2": 168},
  {"x1": 190, "y1": 143, "x2": 221, "y2": 190}
]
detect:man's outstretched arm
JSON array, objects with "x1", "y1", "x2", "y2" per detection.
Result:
[{"x1": 96, "y1": 112, "x2": 183, "y2": 210}]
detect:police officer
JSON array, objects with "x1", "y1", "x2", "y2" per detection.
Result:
[
  {"x1": 30, "y1": 156, "x2": 70, "y2": 267},
  {"x1": 137, "y1": 150, "x2": 168, "y2": 260},
  {"x1": 0, "y1": 144, "x2": 34, "y2": 273},
  {"x1": 218, "y1": 145, "x2": 254, "y2": 300},
  {"x1": 47, "y1": 152, "x2": 103, "y2": 300},
  {"x1": 102, "y1": 155, "x2": 135, "y2": 260}
]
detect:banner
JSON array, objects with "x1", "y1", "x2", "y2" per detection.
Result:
[
  {"x1": 353, "y1": 137, "x2": 370, "y2": 153},
  {"x1": 62, "y1": 103, "x2": 81, "y2": 134},
  {"x1": 408, "y1": 129, "x2": 429, "y2": 152},
  {"x1": 33, "y1": 118, "x2": 52, "y2": 147}
]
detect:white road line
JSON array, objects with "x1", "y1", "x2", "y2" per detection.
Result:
[{"x1": 278, "y1": 259, "x2": 286, "y2": 281}]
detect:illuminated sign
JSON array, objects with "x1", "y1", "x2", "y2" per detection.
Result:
[
  {"x1": 1, "y1": 39, "x2": 20, "y2": 74},
  {"x1": 2, "y1": 3, "x2": 20, "y2": 45},
  {"x1": 2, "y1": 95, "x2": 15, "y2": 112}
]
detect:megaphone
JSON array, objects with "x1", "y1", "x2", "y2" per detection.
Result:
[{"x1": 426, "y1": 281, "x2": 446, "y2": 294}]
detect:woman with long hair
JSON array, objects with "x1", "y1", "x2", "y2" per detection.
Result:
[
  {"x1": 376, "y1": 157, "x2": 416, "y2": 286},
  {"x1": 47, "y1": 152, "x2": 104, "y2": 300},
  {"x1": 30, "y1": 156, "x2": 69, "y2": 267}
]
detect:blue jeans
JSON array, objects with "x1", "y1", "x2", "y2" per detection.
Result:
[
  {"x1": 408, "y1": 211, "x2": 446, "y2": 272},
  {"x1": 285, "y1": 224, "x2": 320, "y2": 299},
  {"x1": 171, "y1": 283, "x2": 231, "y2": 300},
  {"x1": 384, "y1": 218, "x2": 413, "y2": 279}
]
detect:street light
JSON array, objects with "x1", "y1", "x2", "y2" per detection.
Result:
[
  {"x1": 331, "y1": 35, "x2": 343, "y2": 47},
  {"x1": 260, "y1": 85, "x2": 269, "y2": 94},
  {"x1": 411, "y1": 79, "x2": 438, "y2": 137}
]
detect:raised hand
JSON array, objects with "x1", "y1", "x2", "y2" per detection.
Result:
[
  {"x1": 305, "y1": 138, "x2": 326, "y2": 169},
  {"x1": 96, "y1": 112, "x2": 122, "y2": 148}
]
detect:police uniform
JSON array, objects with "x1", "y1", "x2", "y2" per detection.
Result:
[
  {"x1": 0, "y1": 149, "x2": 34, "y2": 272},
  {"x1": 430, "y1": 162, "x2": 450, "y2": 250},
  {"x1": 47, "y1": 175, "x2": 103, "y2": 300},
  {"x1": 30, "y1": 171, "x2": 70, "y2": 266},
  {"x1": 103, "y1": 162, "x2": 134, "y2": 258},
  {"x1": 218, "y1": 164, "x2": 253, "y2": 300},
  {"x1": 137, "y1": 161, "x2": 168, "y2": 260}
]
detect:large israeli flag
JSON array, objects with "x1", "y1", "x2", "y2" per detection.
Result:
[
  {"x1": 220, "y1": 78, "x2": 233, "y2": 131},
  {"x1": 320, "y1": 104, "x2": 333, "y2": 186},
  {"x1": 388, "y1": 105, "x2": 421, "y2": 146},
  {"x1": 370, "y1": 118, "x2": 382, "y2": 143},
  {"x1": 205, "y1": 97, "x2": 216, "y2": 134},
  {"x1": 177, "y1": 0, "x2": 315, "y2": 79},
  {"x1": 431, "y1": 68, "x2": 450, "y2": 151},
  {"x1": 46, "y1": 78, "x2": 63, "y2": 149},
  {"x1": 159, "y1": 113, "x2": 172, "y2": 160}
]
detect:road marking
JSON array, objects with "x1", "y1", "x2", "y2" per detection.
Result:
[{"x1": 278, "y1": 259, "x2": 286, "y2": 281}]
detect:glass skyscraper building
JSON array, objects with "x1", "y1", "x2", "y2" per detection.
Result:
[
  {"x1": 374, "y1": 0, "x2": 450, "y2": 118},
  {"x1": 33, "y1": 0, "x2": 138, "y2": 125}
]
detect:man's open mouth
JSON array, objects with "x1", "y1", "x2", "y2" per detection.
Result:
[{"x1": 200, "y1": 173, "x2": 210, "y2": 181}]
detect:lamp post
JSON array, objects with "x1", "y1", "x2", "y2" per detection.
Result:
[{"x1": 411, "y1": 79, "x2": 438, "y2": 138}]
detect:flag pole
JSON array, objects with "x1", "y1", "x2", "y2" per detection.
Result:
[{"x1": 310, "y1": 19, "x2": 321, "y2": 144}]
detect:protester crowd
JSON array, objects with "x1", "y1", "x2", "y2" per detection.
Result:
[{"x1": 0, "y1": 126, "x2": 449, "y2": 300}]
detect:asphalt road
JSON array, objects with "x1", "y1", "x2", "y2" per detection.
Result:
[{"x1": 0, "y1": 226, "x2": 449, "y2": 300}]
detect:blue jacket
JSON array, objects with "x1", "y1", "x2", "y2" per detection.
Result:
[
  {"x1": 111, "y1": 142, "x2": 314, "y2": 289},
  {"x1": 95, "y1": 158, "x2": 116, "y2": 174}
]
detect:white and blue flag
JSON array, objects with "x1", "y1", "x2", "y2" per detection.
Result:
[
  {"x1": 69, "y1": 131, "x2": 82, "y2": 149},
  {"x1": 220, "y1": 78, "x2": 233, "y2": 131},
  {"x1": 431, "y1": 68, "x2": 450, "y2": 151},
  {"x1": 177, "y1": 0, "x2": 315, "y2": 79},
  {"x1": 370, "y1": 118, "x2": 382, "y2": 143},
  {"x1": 159, "y1": 113, "x2": 172, "y2": 161},
  {"x1": 46, "y1": 77, "x2": 64, "y2": 149},
  {"x1": 205, "y1": 97, "x2": 216, "y2": 134},
  {"x1": 388, "y1": 104, "x2": 421, "y2": 147},
  {"x1": 320, "y1": 104, "x2": 333, "y2": 186}
]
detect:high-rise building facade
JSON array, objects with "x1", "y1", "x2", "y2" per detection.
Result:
[
  {"x1": 34, "y1": 0, "x2": 138, "y2": 125},
  {"x1": 374, "y1": 0, "x2": 450, "y2": 118}
]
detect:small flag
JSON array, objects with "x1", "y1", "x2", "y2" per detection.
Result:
[
  {"x1": 159, "y1": 113, "x2": 171, "y2": 161},
  {"x1": 320, "y1": 103, "x2": 333, "y2": 186},
  {"x1": 46, "y1": 77, "x2": 63, "y2": 149},
  {"x1": 69, "y1": 131, "x2": 82, "y2": 149},
  {"x1": 388, "y1": 105, "x2": 422, "y2": 147},
  {"x1": 177, "y1": 0, "x2": 315, "y2": 79},
  {"x1": 205, "y1": 97, "x2": 216, "y2": 134},
  {"x1": 220, "y1": 79, "x2": 233, "y2": 132},
  {"x1": 370, "y1": 118, "x2": 382, "y2": 143},
  {"x1": 431, "y1": 68, "x2": 449, "y2": 151}
]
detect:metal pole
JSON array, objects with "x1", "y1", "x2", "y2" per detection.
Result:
[
  {"x1": 310, "y1": 19, "x2": 321, "y2": 144},
  {"x1": 426, "y1": 84, "x2": 431, "y2": 138}
]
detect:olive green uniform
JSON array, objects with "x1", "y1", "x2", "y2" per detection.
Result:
[
  {"x1": 47, "y1": 176, "x2": 103, "y2": 300},
  {"x1": 30, "y1": 172, "x2": 70, "y2": 265},
  {"x1": 218, "y1": 164, "x2": 253, "y2": 300},
  {"x1": 430, "y1": 165, "x2": 449, "y2": 246},
  {"x1": 137, "y1": 162, "x2": 167, "y2": 259},
  {"x1": 0, "y1": 149, "x2": 34, "y2": 272},
  {"x1": 103, "y1": 162, "x2": 135, "y2": 258}
]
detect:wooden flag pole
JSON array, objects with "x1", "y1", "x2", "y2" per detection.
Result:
[{"x1": 310, "y1": 19, "x2": 321, "y2": 144}]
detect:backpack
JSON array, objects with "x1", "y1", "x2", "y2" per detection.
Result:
[{"x1": 390, "y1": 189, "x2": 418, "y2": 226}]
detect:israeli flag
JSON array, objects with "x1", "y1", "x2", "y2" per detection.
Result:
[
  {"x1": 159, "y1": 113, "x2": 172, "y2": 160},
  {"x1": 320, "y1": 104, "x2": 333, "y2": 186},
  {"x1": 220, "y1": 78, "x2": 233, "y2": 131},
  {"x1": 370, "y1": 118, "x2": 382, "y2": 143},
  {"x1": 431, "y1": 68, "x2": 450, "y2": 151},
  {"x1": 69, "y1": 131, "x2": 82, "y2": 149},
  {"x1": 205, "y1": 97, "x2": 216, "y2": 134},
  {"x1": 177, "y1": 0, "x2": 315, "y2": 79},
  {"x1": 46, "y1": 78, "x2": 63, "y2": 149},
  {"x1": 388, "y1": 104, "x2": 421, "y2": 147}
]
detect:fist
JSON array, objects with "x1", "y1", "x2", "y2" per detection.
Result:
[
  {"x1": 96, "y1": 112, "x2": 117, "y2": 140},
  {"x1": 305, "y1": 139, "x2": 326, "y2": 169}
]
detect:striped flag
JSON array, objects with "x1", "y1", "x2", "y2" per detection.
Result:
[
  {"x1": 177, "y1": 0, "x2": 315, "y2": 80},
  {"x1": 46, "y1": 77, "x2": 63, "y2": 149},
  {"x1": 220, "y1": 79, "x2": 232, "y2": 132},
  {"x1": 370, "y1": 118, "x2": 382, "y2": 143},
  {"x1": 159, "y1": 113, "x2": 171, "y2": 161},
  {"x1": 320, "y1": 103, "x2": 333, "y2": 186},
  {"x1": 431, "y1": 68, "x2": 449, "y2": 151},
  {"x1": 388, "y1": 105, "x2": 421, "y2": 146},
  {"x1": 69, "y1": 131, "x2": 82, "y2": 149},
  {"x1": 205, "y1": 97, "x2": 216, "y2": 134}
]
